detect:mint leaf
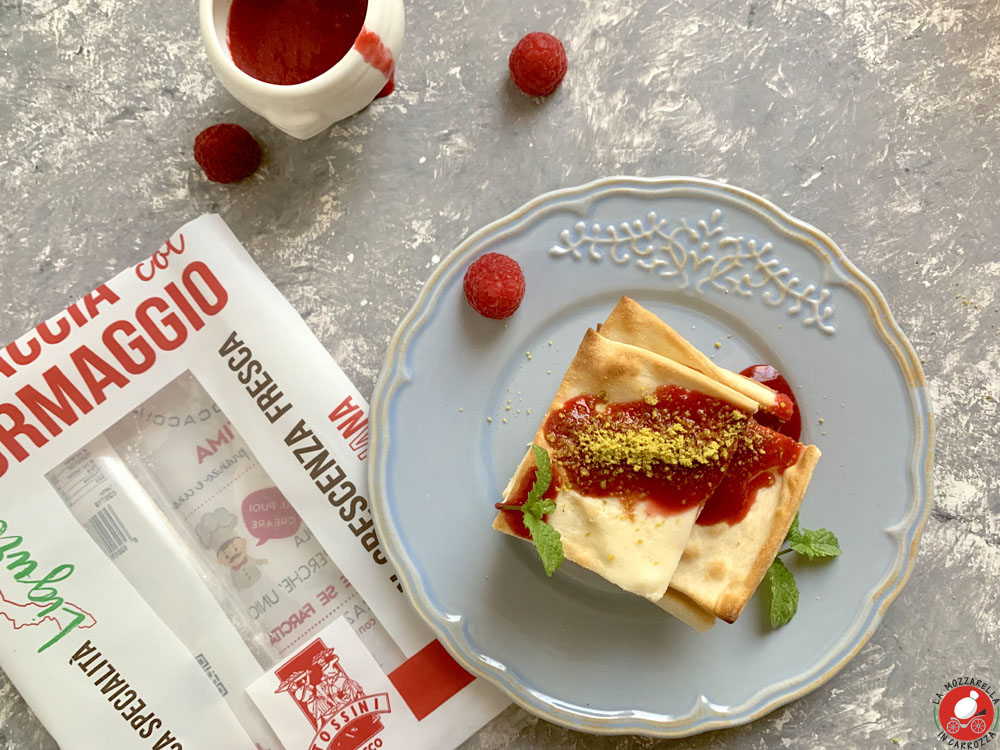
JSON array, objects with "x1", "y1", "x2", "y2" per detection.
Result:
[
  {"x1": 766, "y1": 557, "x2": 799, "y2": 627},
  {"x1": 765, "y1": 515, "x2": 838, "y2": 626},
  {"x1": 785, "y1": 512, "x2": 801, "y2": 544},
  {"x1": 789, "y1": 528, "x2": 842, "y2": 560},
  {"x1": 523, "y1": 513, "x2": 563, "y2": 577},
  {"x1": 526, "y1": 444, "x2": 552, "y2": 511},
  {"x1": 512, "y1": 445, "x2": 563, "y2": 576}
]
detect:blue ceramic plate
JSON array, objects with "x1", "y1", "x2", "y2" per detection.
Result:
[{"x1": 369, "y1": 177, "x2": 932, "y2": 737}]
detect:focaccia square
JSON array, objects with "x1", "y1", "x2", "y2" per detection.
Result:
[
  {"x1": 598, "y1": 297, "x2": 821, "y2": 625},
  {"x1": 493, "y1": 328, "x2": 759, "y2": 601}
]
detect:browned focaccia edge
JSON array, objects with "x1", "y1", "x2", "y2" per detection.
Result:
[
  {"x1": 710, "y1": 444, "x2": 822, "y2": 623},
  {"x1": 657, "y1": 588, "x2": 717, "y2": 632},
  {"x1": 599, "y1": 296, "x2": 783, "y2": 413},
  {"x1": 540, "y1": 327, "x2": 759, "y2": 414}
]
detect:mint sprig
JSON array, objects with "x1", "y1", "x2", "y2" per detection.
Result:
[
  {"x1": 522, "y1": 512, "x2": 563, "y2": 576},
  {"x1": 766, "y1": 557, "x2": 798, "y2": 627},
  {"x1": 498, "y1": 445, "x2": 564, "y2": 576},
  {"x1": 525, "y1": 444, "x2": 552, "y2": 511},
  {"x1": 765, "y1": 512, "x2": 841, "y2": 627},
  {"x1": 788, "y1": 526, "x2": 842, "y2": 560}
]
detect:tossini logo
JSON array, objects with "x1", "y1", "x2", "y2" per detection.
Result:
[
  {"x1": 275, "y1": 638, "x2": 391, "y2": 750},
  {"x1": 932, "y1": 677, "x2": 998, "y2": 747}
]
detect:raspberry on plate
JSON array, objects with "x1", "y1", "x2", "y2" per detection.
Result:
[
  {"x1": 463, "y1": 253, "x2": 526, "y2": 319},
  {"x1": 194, "y1": 124, "x2": 262, "y2": 183},
  {"x1": 509, "y1": 32, "x2": 568, "y2": 97}
]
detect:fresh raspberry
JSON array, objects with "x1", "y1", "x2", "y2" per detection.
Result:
[
  {"x1": 194, "y1": 124, "x2": 262, "y2": 183},
  {"x1": 463, "y1": 253, "x2": 526, "y2": 319},
  {"x1": 509, "y1": 32, "x2": 567, "y2": 97}
]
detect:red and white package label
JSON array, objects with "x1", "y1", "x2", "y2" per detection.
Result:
[
  {"x1": 0, "y1": 215, "x2": 506, "y2": 749},
  {"x1": 248, "y1": 617, "x2": 501, "y2": 750}
]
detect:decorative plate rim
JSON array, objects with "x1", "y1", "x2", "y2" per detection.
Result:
[{"x1": 368, "y1": 176, "x2": 934, "y2": 737}]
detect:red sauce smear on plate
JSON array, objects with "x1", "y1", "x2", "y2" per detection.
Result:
[
  {"x1": 228, "y1": 0, "x2": 368, "y2": 85},
  {"x1": 740, "y1": 364, "x2": 802, "y2": 441},
  {"x1": 539, "y1": 385, "x2": 748, "y2": 515}
]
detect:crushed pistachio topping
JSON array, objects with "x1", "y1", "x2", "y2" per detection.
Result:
[
  {"x1": 547, "y1": 391, "x2": 748, "y2": 482},
  {"x1": 577, "y1": 416, "x2": 744, "y2": 476}
]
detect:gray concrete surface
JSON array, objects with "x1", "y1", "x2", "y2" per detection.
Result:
[{"x1": 1, "y1": 0, "x2": 998, "y2": 748}]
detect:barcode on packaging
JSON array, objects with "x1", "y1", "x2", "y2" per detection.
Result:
[{"x1": 83, "y1": 506, "x2": 133, "y2": 560}]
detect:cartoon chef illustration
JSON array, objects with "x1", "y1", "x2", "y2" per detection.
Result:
[{"x1": 195, "y1": 507, "x2": 268, "y2": 591}]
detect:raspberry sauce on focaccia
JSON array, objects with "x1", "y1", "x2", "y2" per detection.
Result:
[
  {"x1": 501, "y1": 367, "x2": 807, "y2": 532},
  {"x1": 695, "y1": 419, "x2": 802, "y2": 526},
  {"x1": 740, "y1": 364, "x2": 801, "y2": 441},
  {"x1": 693, "y1": 365, "x2": 805, "y2": 526},
  {"x1": 538, "y1": 385, "x2": 749, "y2": 515}
]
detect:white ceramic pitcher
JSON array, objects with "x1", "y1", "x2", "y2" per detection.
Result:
[{"x1": 200, "y1": 0, "x2": 405, "y2": 140}]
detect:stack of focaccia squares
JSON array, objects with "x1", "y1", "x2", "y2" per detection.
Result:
[{"x1": 493, "y1": 297, "x2": 820, "y2": 630}]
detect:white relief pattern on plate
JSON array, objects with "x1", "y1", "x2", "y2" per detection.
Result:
[{"x1": 549, "y1": 209, "x2": 836, "y2": 334}]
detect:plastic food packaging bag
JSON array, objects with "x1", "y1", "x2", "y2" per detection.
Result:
[{"x1": 0, "y1": 216, "x2": 507, "y2": 750}]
